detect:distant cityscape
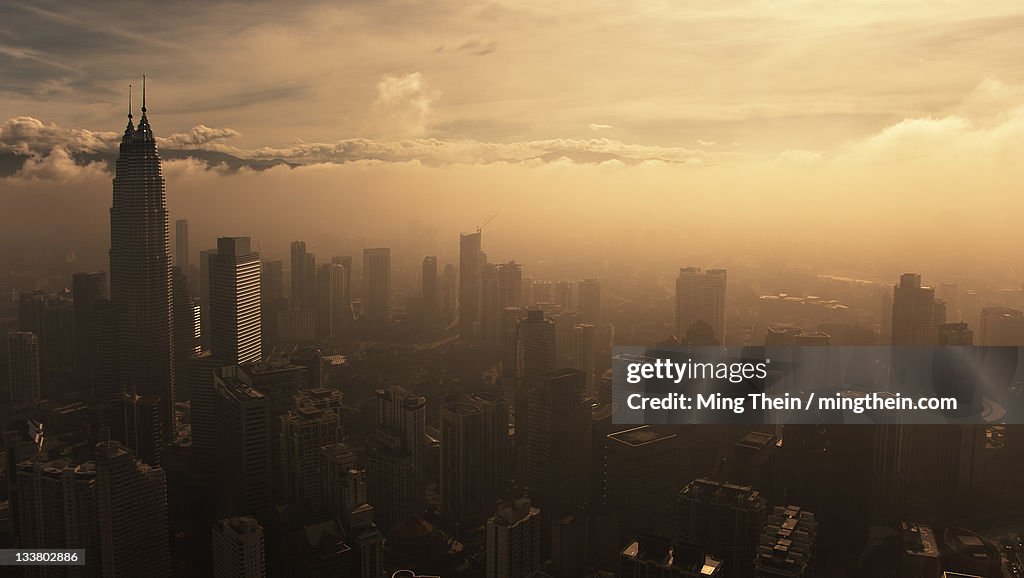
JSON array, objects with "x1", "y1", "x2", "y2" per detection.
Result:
[{"x1": 1, "y1": 94, "x2": 1023, "y2": 578}]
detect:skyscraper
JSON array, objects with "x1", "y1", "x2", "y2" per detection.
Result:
[
  {"x1": 440, "y1": 402, "x2": 485, "y2": 528},
  {"x1": 577, "y1": 278, "x2": 601, "y2": 325},
  {"x1": 525, "y1": 368, "x2": 592, "y2": 518},
  {"x1": 362, "y1": 248, "x2": 391, "y2": 325},
  {"x1": 281, "y1": 405, "x2": 340, "y2": 511},
  {"x1": 214, "y1": 366, "x2": 273, "y2": 521},
  {"x1": 459, "y1": 231, "x2": 482, "y2": 339},
  {"x1": 172, "y1": 266, "x2": 200, "y2": 399},
  {"x1": 109, "y1": 83, "x2": 175, "y2": 434},
  {"x1": 8, "y1": 331, "x2": 40, "y2": 403},
  {"x1": 755, "y1": 506, "x2": 816, "y2": 577},
  {"x1": 675, "y1": 267, "x2": 727, "y2": 345},
  {"x1": 209, "y1": 237, "x2": 261, "y2": 365},
  {"x1": 95, "y1": 439, "x2": 171, "y2": 577},
  {"x1": 212, "y1": 516, "x2": 267, "y2": 578},
  {"x1": 422, "y1": 256, "x2": 438, "y2": 327},
  {"x1": 891, "y1": 273, "x2": 938, "y2": 347},
  {"x1": 486, "y1": 497, "x2": 541, "y2": 578},
  {"x1": 606, "y1": 426, "x2": 678, "y2": 538},
  {"x1": 175, "y1": 218, "x2": 190, "y2": 271},
  {"x1": 72, "y1": 271, "x2": 107, "y2": 391},
  {"x1": 979, "y1": 306, "x2": 1024, "y2": 345},
  {"x1": 316, "y1": 262, "x2": 346, "y2": 339},
  {"x1": 290, "y1": 241, "x2": 316, "y2": 310},
  {"x1": 366, "y1": 387, "x2": 425, "y2": 531},
  {"x1": 675, "y1": 479, "x2": 766, "y2": 578}
]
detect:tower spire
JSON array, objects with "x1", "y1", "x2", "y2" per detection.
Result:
[
  {"x1": 141, "y1": 74, "x2": 147, "y2": 115},
  {"x1": 128, "y1": 84, "x2": 133, "y2": 120},
  {"x1": 123, "y1": 83, "x2": 135, "y2": 140}
]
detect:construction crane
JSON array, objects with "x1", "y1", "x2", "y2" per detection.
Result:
[{"x1": 477, "y1": 212, "x2": 499, "y2": 233}]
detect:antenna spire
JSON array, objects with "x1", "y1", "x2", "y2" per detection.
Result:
[
  {"x1": 141, "y1": 74, "x2": 147, "y2": 115},
  {"x1": 128, "y1": 84, "x2": 133, "y2": 120}
]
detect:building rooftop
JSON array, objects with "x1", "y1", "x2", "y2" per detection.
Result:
[{"x1": 607, "y1": 425, "x2": 676, "y2": 447}]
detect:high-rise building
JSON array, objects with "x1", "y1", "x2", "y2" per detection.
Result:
[
  {"x1": 491, "y1": 262, "x2": 523, "y2": 346},
  {"x1": 526, "y1": 368, "x2": 592, "y2": 518},
  {"x1": 606, "y1": 426, "x2": 678, "y2": 538},
  {"x1": 72, "y1": 271, "x2": 107, "y2": 392},
  {"x1": 675, "y1": 268, "x2": 727, "y2": 345},
  {"x1": 109, "y1": 89, "x2": 175, "y2": 434},
  {"x1": 440, "y1": 401, "x2": 497, "y2": 528},
  {"x1": 515, "y1": 308, "x2": 556, "y2": 478},
  {"x1": 572, "y1": 323, "x2": 596, "y2": 394},
  {"x1": 281, "y1": 405, "x2": 340, "y2": 511},
  {"x1": 675, "y1": 479, "x2": 767, "y2": 578},
  {"x1": 459, "y1": 231, "x2": 482, "y2": 340},
  {"x1": 980, "y1": 307, "x2": 1024, "y2": 346},
  {"x1": 172, "y1": 266, "x2": 201, "y2": 401},
  {"x1": 754, "y1": 506, "x2": 816, "y2": 577},
  {"x1": 422, "y1": 256, "x2": 438, "y2": 328},
  {"x1": 175, "y1": 219, "x2": 190, "y2": 271},
  {"x1": 442, "y1": 263, "x2": 458, "y2": 316},
  {"x1": 214, "y1": 366, "x2": 272, "y2": 521},
  {"x1": 212, "y1": 516, "x2": 266, "y2": 578},
  {"x1": 466, "y1": 392, "x2": 510, "y2": 510},
  {"x1": 362, "y1": 248, "x2": 391, "y2": 326},
  {"x1": 577, "y1": 278, "x2": 601, "y2": 325},
  {"x1": 319, "y1": 442, "x2": 359, "y2": 518},
  {"x1": 7, "y1": 331, "x2": 40, "y2": 403},
  {"x1": 316, "y1": 262, "x2": 346, "y2": 339},
  {"x1": 18, "y1": 290, "x2": 75, "y2": 395},
  {"x1": 891, "y1": 273, "x2": 938, "y2": 347},
  {"x1": 290, "y1": 241, "x2": 316, "y2": 310},
  {"x1": 366, "y1": 387, "x2": 426, "y2": 531},
  {"x1": 15, "y1": 458, "x2": 99, "y2": 576},
  {"x1": 92, "y1": 299, "x2": 120, "y2": 402},
  {"x1": 108, "y1": 393, "x2": 164, "y2": 466},
  {"x1": 261, "y1": 260, "x2": 286, "y2": 349},
  {"x1": 554, "y1": 281, "x2": 573, "y2": 311},
  {"x1": 95, "y1": 439, "x2": 170, "y2": 577},
  {"x1": 209, "y1": 237, "x2": 261, "y2": 365},
  {"x1": 486, "y1": 497, "x2": 541, "y2": 578}
]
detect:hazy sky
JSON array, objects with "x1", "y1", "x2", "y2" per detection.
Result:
[{"x1": 2, "y1": 0, "x2": 1024, "y2": 281}]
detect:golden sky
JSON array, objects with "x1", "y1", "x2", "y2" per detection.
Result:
[{"x1": 1, "y1": 1, "x2": 1023, "y2": 280}]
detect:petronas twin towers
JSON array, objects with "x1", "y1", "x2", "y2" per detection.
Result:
[{"x1": 109, "y1": 78, "x2": 175, "y2": 435}]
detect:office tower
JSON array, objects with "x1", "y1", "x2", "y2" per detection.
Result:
[
  {"x1": 187, "y1": 351, "x2": 224, "y2": 477},
  {"x1": 572, "y1": 323, "x2": 596, "y2": 393},
  {"x1": 362, "y1": 248, "x2": 391, "y2": 326},
  {"x1": 891, "y1": 273, "x2": 938, "y2": 346},
  {"x1": 492, "y1": 262, "x2": 523, "y2": 346},
  {"x1": 938, "y1": 322, "x2": 973, "y2": 345},
  {"x1": 290, "y1": 241, "x2": 317, "y2": 310},
  {"x1": 515, "y1": 308, "x2": 556, "y2": 476},
  {"x1": 175, "y1": 219, "x2": 189, "y2": 270},
  {"x1": 532, "y1": 280, "x2": 553, "y2": 305},
  {"x1": 755, "y1": 506, "x2": 816, "y2": 577},
  {"x1": 15, "y1": 458, "x2": 99, "y2": 576},
  {"x1": 95, "y1": 439, "x2": 170, "y2": 577},
  {"x1": 330, "y1": 256, "x2": 354, "y2": 327},
  {"x1": 366, "y1": 387, "x2": 426, "y2": 531},
  {"x1": 109, "y1": 89, "x2": 175, "y2": 435},
  {"x1": 479, "y1": 263, "x2": 499, "y2": 343},
  {"x1": 441, "y1": 264, "x2": 458, "y2": 316},
  {"x1": 172, "y1": 266, "x2": 200, "y2": 400},
  {"x1": 319, "y1": 443, "x2": 386, "y2": 578},
  {"x1": 500, "y1": 307, "x2": 526, "y2": 380},
  {"x1": 199, "y1": 248, "x2": 218, "y2": 346},
  {"x1": 619, "y1": 535, "x2": 725, "y2": 577},
  {"x1": 276, "y1": 309, "x2": 317, "y2": 343},
  {"x1": 675, "y1": 267, "x2": 727, "y2": 345},
  {"x1": 606, "y1": 426, "x2": 678, "y2": 538},
  {"x1": 209, "y1": 237, "x2": 261, "y2": 366},
  {"x1": 281, "y1": 405, "x2": 340, "y2": 511},
  {"x1": 466, "y1": 392, "x2": 510, "y2": 508},
  {"x1": 319, "y1": 442, "x2": 359, "y2": 518},
  {"x1": 526, "y1": 368, "x2": 592, "y2": 518},
  {"x1": 212, "y1": 516, "x2": 266, "y2": 578},
  {"x1": 552, "y1": 310, "x2": 581, "y2": 368},
  {"x1": 486, "y1": 497, "x2": 541, "y2": 578},
  {"x1": 214, "y1": 366, "x2": 272, "y2": 521},
  {"x1": 439, "y1": 402, "x2": 487, "y2": 528},
  {"x1": 422, "y1": 256, "x2": 438, "y2": 327},
  {"x1": 108, "y1": 393, "x2": 163, "y2": 466},
  {"x1": 554, "y1": 280, "x2": 573, "y2": 311},
  {"x1": 18, "y1": 290, "x2": 75, "y2": 394},
  {"x1": 676, "y1": 479, "x2": 767, "y2": 578},
  {"x1": 261, "y1": 259, "x2": 286, "y2": 350},
  {"x1": 92, "y1": 300, "x2": 120, "y2": 402},
  {"x1": 459, "y1": 231, "x2": 482, "y2": 339},
  {"x1": 937, "y1": 281, "x2": 960, "y2": 321},
  {"x1": 72, "y1": 271, "x2": 107, "y2": 391},
  {"x1": 316, "y1": 262, "x2": 346, "y2": 339},
  {"x1": 8, "y1": 331, "x2": 40, "y2": 403},
  {"x1": 980, "y1": 307, "x2": 1024, "y2": 345},
  {"x1": 577, "y1": 278, "x2": 601, "y2": 325}
]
